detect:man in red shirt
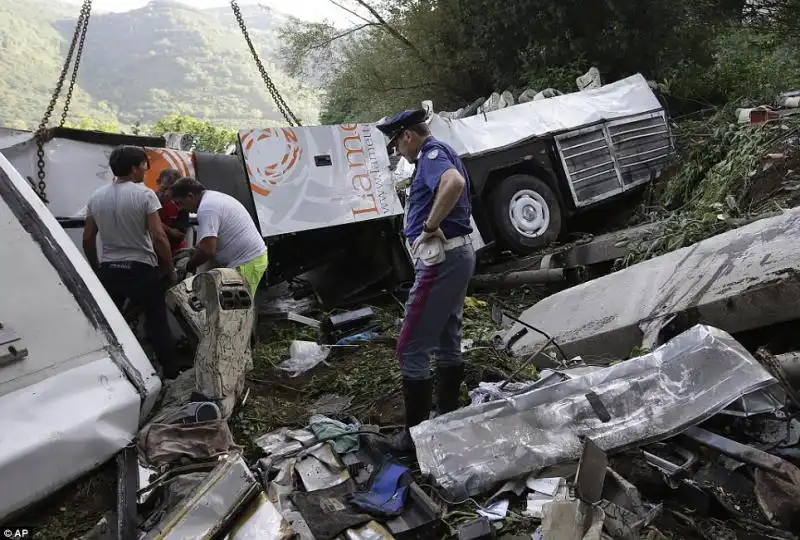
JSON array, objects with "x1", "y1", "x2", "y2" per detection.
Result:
[{"x1": 157, "y1": 169, "x2": 190, "y2": 255}]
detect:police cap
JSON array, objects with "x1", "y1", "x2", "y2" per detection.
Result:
[{"x1": 376, "y1": 108, "x2": 428, "y2": 143}]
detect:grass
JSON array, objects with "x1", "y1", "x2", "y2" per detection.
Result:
[
  {"x1": 26, "y1": 461, "x2": 116, "y2": 540},
  {"x1": 231, "y1": 288, "x2": 549, "y2": 459},
  {"x1": 621, "y1": 112, "x2": 800, "y2": 267}
]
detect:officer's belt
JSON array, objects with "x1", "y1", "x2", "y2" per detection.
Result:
[{"x1": 442, "y1": 234, "x2": 471, "y2": 251}]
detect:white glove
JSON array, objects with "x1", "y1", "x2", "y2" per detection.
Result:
[
  {"x1": 412, "y1": 227, "x2": 446, "y2": 255},
  {"x1": 412, "y1": 228, "x2": 446, "y2": 266}
]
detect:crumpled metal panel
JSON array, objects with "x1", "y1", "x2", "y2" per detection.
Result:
[
  {"x1": 223, "y1": 493, "x2": 294, "y2": 540},
  {"x1": 411, "y1": 325, "x2": 775, "y2": 497},
  {"x1": 500, "y1": 207, "x2": 800, "y2": 363},
  {"x1": 142, "y1": 453, "x2": 260, "y2": 540},
  {"x1": 167, "y1": 268, "x2": 255, "y2": 417}
]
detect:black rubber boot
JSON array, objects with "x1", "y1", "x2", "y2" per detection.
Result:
[
  {"x1": 437, "y1": 364, "x2": 465, "y2": 415},
  {"x1": 391, "y1": 378, "x2": 433, "y2": 454}
]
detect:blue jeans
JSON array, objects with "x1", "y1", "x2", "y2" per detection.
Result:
[{"x1": 396, "y1": 244, "x2": 476, "y2": 380}]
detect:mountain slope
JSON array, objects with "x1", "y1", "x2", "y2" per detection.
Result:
[{"x1": 0, "y1": 0, "x2": 320, "y2": 131}]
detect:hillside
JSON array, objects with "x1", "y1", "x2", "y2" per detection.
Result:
[{"x1": 0, "y1": 0, "x2": 321, "y2": 131}]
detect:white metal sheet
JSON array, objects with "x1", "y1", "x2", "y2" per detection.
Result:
[
  {"x1": 240, "y1": 124, "x2": 404, "y2": 237},
  {"x1": 0, "y1": 359, "x2": 141, "y2": 518},
  {"x1": 0, "y1": 153, "x2": 161, "y2": 517},
  {"x1": 2, "y1": 136, "x2": 192, "y2": 220},
  {"x1": 426, "y1": 74, "x2": 663, "y2": 158}
]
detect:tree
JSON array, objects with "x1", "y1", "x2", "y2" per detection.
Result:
[
  {"x1": 281, "y1": 0, "x2": 489, "y2": 123},
  {"x1": 150, "y1": 114, "x2": 237, "y2": 154},
  {"x1": 282, "y1": 0, "x2": 795, "y2": 123},
  {"x1": 64, "y1": 116, "x2": 122, "y2": 133}
]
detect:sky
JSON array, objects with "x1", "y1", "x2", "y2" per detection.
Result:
[{"x1": 62, "y1": 0, "x2": 357, "y2": 27}]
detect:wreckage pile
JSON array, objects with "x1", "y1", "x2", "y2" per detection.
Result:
[
  {"x1": 73, "y1": 284, "x2": 800, "y2": 539},
  {"x1": 47, "y1": 89, "x2": 800, "y2": 540}
]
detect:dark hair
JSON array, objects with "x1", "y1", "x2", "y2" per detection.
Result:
[
  {"x1": 109, "y1": 146, "x2": 149, "y2": 177},
  {"x1": 158, "y1": 168, "x2": 182, "y2": 186},
  {"x1": 169, "y1": 177, "x2": 206, "y2": 199},
  {"x1": 407, "y1": 122, "x2": 430, "y2": 137}
]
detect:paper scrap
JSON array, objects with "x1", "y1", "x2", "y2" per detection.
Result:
[
  {"x1": 524, "y1": 493, "x2": 555, "y2": 519},
  {"x1": 526, "y1": 477, "x2": 565, "y2": 497},
  {"x1": 478, "y1": 499, "x2": 509, "y2": 521},
  {"x1": 523, "y1": 482, "x2": 570, "y2": 519}
]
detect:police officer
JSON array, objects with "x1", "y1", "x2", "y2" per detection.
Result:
[{"x1": 377, "y1": 108, "x2": 476, "y2": 452}]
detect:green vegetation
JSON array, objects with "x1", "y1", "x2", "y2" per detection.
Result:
[
  {"x1": 621, "y1": 112, "x2": 800, "y2": 266},
  {"x1": 280, "y1": 0, "x2": 799, "y2": 123},
  {"x1": 0, "y1": 0, "x2": 321, "y2": 131},
  {"x1": 150, "y1": 114, "x2": 237, "y2": 153}
]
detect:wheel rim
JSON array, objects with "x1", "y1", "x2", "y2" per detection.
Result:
[{"x1": 508, "y1": 189, "x2": 550, "y2": 238}]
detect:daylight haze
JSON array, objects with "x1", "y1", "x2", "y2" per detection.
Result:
[{"x1": 62, "y1": 0, "x2": 357, "y2": 26}]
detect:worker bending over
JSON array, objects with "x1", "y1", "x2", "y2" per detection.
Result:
[
  {"x1": 169, "y1": 177, "x2": 268, "y2": 297},
  {"x1": 83, "y1": 146, "x2": 179, "y2": 377},
  {"x1": 376, "y1": 108, "x2": 476, "y2": 452}
]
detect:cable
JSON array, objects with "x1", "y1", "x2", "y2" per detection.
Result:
[{"x1": 492, "y1": 299, "x2": 570, "y2": 363}]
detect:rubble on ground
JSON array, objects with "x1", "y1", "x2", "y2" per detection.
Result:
[
  {"x1": 29, "y1": 87, "x2": 800, "y2": 540},
  {"x1": 67, "y1": 280, "x2": 800, "y2": 540}
]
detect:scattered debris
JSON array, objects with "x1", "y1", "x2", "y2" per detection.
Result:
[
  {"x1": 308, "y1": 394, "x2": 354, "y2": 416},
  {"x1": 18, "y1": 99, "x2": 800, "y2": 537},
  {"x1": 278, "y1": 340, "x2": 332, "y2": 376},
  {"x1": 413, "y1": 325, "x2": 774, "y2": 497},
  {"x1": 500, "y1": 208, "x2": 800, "y2": 362}
]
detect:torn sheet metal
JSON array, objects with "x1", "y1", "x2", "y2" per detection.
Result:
[
  {"x1": 412, "y1": 325, "x2": 775, "y2": 497},
  {"x1": 501, "y1": 208, "x2": 800, "y2": 362},
  {"x1": 525, "y1": 482, "x2": 569, "y2": 519},
  {"x1": 469, "y1": 366, "x2": 604, "y2": 405},
  {"x1": 264, "y1": 459, "x2": 316, "y2": 540},
  {"x1": 599, "y1": 468, "x2": 662, "y2": 540},
  {"x1": 192, "y1": 268, "x2": 256, "y2": 417},
  {"x1": 223, "y1": 493, "x2": 294, "y2": 540},
  {"x1": 143, "y1": 453, "x2": 260, "y2": 540},
  {"x1": 254, "y1": 428, "x2": 316, "y2": 465},
  {"x1": 477, "y1": 499, "x2": 509, "y2": 521},
  {"x1": 539, "y1": 501, "x2": 605, "y2": 540},
  {"x1": 721, "y1": 383, "x2": 787, "y2": 418},
  {"x1": 345, "y1": 521, "x2": 395, "y2": 540},
  {"x1": 296, "y1": 443, "x2": 351, "y2": 492},
  {"x1": 427, "y1": 74, "x2": 661, "y2": 158}
]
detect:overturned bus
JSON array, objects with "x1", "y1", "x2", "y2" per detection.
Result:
[{"x1": 0, "y1": 73, "x2": 672, "y2": 307}]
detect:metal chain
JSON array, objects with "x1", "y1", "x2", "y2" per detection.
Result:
[
  {"x1": 32, "y1": 0, "x2": 92, "y2": 203},
  {"x1": 60, "y1": 2, "x2": 92, "y2": 128},
  {"x1": 230, "y1": 0, "x2": 301, "y2": 126}
]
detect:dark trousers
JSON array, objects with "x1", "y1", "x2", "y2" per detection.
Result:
[
  {"x1": 396, "y1": 244, "x2": 476, "y2": 380},
  {"x1": 99, "y1": 261, "x2": 175, "y2": 373}
]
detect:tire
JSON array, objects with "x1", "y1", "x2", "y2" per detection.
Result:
[{"x1": 488, "y1": 174, "x2": 563, "y2": 254}]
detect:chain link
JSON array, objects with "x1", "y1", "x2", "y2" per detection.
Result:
[
  {"x1": 60, "y1": 2, "x2": 92, "y2": 128},
  {"x1": 230, "y1": 0, "x2": 301, "y2": 127},
  {"x1": 32, "y1": 0, "x2": 92, "y2": 203}
]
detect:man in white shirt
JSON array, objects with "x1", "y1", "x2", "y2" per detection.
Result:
[{"x1": 169, "y1": 177, "x2": 268, "y2": 297}]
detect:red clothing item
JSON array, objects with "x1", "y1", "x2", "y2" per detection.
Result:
[{"x1": 159, "y1": 199, "x2": 189, "y2": 255}]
